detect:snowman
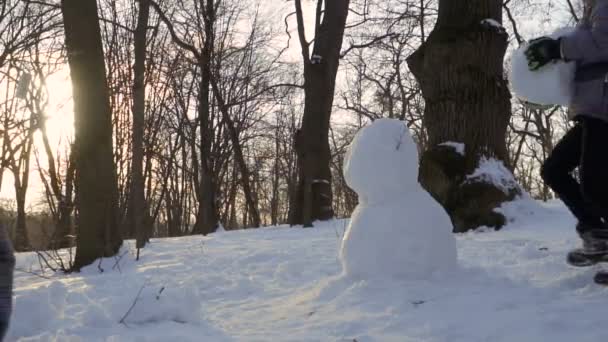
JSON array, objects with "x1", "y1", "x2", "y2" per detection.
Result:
[{"x1": 340, "y1": 119, "x2": 457, "y2": 279}]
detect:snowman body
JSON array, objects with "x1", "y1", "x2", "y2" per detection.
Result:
[{"x1": 340, "y1": 119, "x2": 457, "y2": 279}]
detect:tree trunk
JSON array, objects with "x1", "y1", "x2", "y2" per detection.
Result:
[
  {"x1": 129, "y1": 0, "x2": 151, "y2": 255},
  {"x1": 12, "y1": 136, "x2": 33, "y2": 252},
  {"x1": 13, "y1": 189, "x2": 28, "y2": 252},
  {"x1": 271, "y1": 123, "x2": 280, "y2": 226},
  {"x1": 291, "y1": 0, "x2": 350, "y2": 227},
  {"x1": 40, "y1": 120, "x2": 75, "y2": 249},
  {"x1": 61, "y1": 0, "x2": 122, "y2": 270},
  {"x1": 192, "y1": 0, "x2": 219, "y2": 236},
  {"x1": 407, "y1": 0, "x2": 519, "y2": 232},
  {"x1": 54, "y1": 157, "x2": 76, "y2": 249}
]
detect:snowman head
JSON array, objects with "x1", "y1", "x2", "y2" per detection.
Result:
[{"x1": 344, "y1": 119, "x2": 419, "y2": 204}]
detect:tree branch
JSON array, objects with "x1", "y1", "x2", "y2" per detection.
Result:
[{"x1": 340, "y1": 33, "x2": 398, "y2": 58}]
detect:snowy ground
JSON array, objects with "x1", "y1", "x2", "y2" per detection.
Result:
[{"x1": 8, "y1": 198, "x2": 608, "y2": 342}]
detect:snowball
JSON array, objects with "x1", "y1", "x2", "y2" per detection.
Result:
[
  {"x1": 509, "y1": 28, "x2": 576, "y2": 106},
  {"x1": 344, "y1": 119, "x2": 418, "y2": 204},
  {"x1": 340, "y1": 119, "x2": 457, "y2": 280}
]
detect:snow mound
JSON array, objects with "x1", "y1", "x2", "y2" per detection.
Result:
[
  {"x1": 341, "y1": 119, "x2": 457, "y2": 279},
  {"x1": 466, "y1": 157, "x2": 520, "y2": 194},
  {"x1": 343, "y1": 118, "x2": 418, "y2": 204},
  {"x1": 510, "y1": 28, "x2": 576, "y2": 106}
]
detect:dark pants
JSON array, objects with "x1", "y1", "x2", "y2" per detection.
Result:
[
  {"x1": 0, "y1": 225, "x2": 14, "y2": 341},
  {"x1": 541, "y1": 117, "x2": 608, "y2": 233}
]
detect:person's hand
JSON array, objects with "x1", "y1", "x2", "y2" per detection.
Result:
[{"x1": 524, "y1": 37, "x2": 561, "y2": 71}]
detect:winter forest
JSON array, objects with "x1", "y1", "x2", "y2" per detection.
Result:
[{"x1": 2, "y1": 0, "x2": 608, "y2": 341}]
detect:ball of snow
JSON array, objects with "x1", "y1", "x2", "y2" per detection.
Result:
[
  {"x1": 340, "y1": 189, "x2": 457, "y2": 279},
  {"x1": 344, "y1": 119, "x2": 419, "y2": 204},
  {"x1": 510, "y1": 28, "x2": 576, "y2": 106}
]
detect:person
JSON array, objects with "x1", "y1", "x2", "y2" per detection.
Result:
[
  {"x1": 525, "y1": 0, "x2": 608, "y2": 266},
  {"x1": 0, "y1": 224, "x2": 15, "y2": 340}
]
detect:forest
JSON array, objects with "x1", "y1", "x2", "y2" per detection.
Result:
[{"x1": 0, "y1": 0, "x2": 580, "y2": 269}]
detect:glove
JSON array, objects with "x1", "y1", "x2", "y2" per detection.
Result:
[{"x1": 524, "y1": 36, "x2": 561, "y2": 71}]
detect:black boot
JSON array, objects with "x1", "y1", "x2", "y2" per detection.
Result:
[
  {"x1": 566, "y1": 223, "x2": 608, "y2": 267},
  {"x1": 590, "y1": 229, "x2": 608, "y2": 241},
  {"x1": 594, "y1": 271, "x2": 608, "y2": 285}
]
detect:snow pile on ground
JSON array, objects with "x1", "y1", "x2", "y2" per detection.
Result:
[
  {"x1": 340, "y1": 119, "x2": 457, "y2": 279},
  {"x1": 510, "y1": 28, "x2": 576, "y2": 106},
  {"x1": 8, "y1": 198, "x2": 608, "y2": 341}
]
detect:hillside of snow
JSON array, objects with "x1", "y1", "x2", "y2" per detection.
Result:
[{"x1": 8, "y1": 198, "x2": 608, "y2": 342}]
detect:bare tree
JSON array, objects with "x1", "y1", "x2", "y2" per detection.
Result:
[
  {"x1": 129, "y1": 0, "x2": 151, "y2": 257},
  {"x1": 60, "y1": 0, "x2": 122, "y2": 270},
  {"x1": 289, "y1": 0, "x2": 350, "y2": 227},
  {"x1": 407, "y1": 0, "x2": 518, "y2": 232}
]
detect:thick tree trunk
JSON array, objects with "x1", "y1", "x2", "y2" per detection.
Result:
[
  {"x1": 192, "y1": 0, "x2": 219, "y2": 236},
  {"x1": 129, "y1": 0, "x2": 151, "y2": 255},
  {"x1": 407, "y1": 0, "x2": 519, "y2": 232},
  {"x1": 291, "y1": 0, "x2": 350, "y2": 227},
  {"x1": 61, "y1": 0, "x2": 122, "y2": 270}
]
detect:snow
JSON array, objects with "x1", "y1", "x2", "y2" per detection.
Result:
[
  {"x1": 340, "y1": 119, "x2": 457, "y2": 279},
  {"x1": 466, "y1": 157, "x2": 520, "y2": 194},
  {"x1": 340, "y1": 188, "x2": 458, "y2": 279},
  {"x1": 439, "y1": 141, "x2": 465, "y2": 156},
  {"x1": 510, "y1": 28, "x2": 576, "y2": 106},
  {"x1": 481, "y1": 18, "x2": 503, "y2": 29},
  {"x1": 8, "y1": 198, "x2": 608, "y2": 341}
]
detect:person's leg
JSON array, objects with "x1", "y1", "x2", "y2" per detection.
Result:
[
  {"x1": 0, "y1": 224, "x2": 15, "y2": 341},
  {"x1": 580, "y1": 116, "x2": 608, "y2": 229},
  {"x1": 541, "y1": 123, "x2": 603, "y2": 227},
  {"x1": 564, "y1": 117, "x2": 608, "y2": 266}
]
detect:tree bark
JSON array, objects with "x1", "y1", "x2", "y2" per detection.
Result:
[
  {"x1": 61, "y1": 0, "x2": 122, "y2": 270},
  {"x1": 407, "y1": 0, "x2": 518, "y2": 232},
  {"x1": 291, "y1": 0, "x2": 350, "y2": 227},
  {"x1": 191, "y1": 0, "x2": 219, "y2": 236},
  {"x1": 13, "y1": 189, "x2": 28, "y2": 252},
  {"x1": 129, "y1": 0, "x2": 151, "y2": 255},
  {"x1": 12, "y1": 135, "x2": 32, "y2": 252}
]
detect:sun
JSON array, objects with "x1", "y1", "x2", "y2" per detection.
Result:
[
  {"x1": 0, "y1": 67, "x2": 75, "y2": 205},
  {"x1": 43, "y1": 68, "x2": 74, "y2": 148}
]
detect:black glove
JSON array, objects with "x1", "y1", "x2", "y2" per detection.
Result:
[{"x1": 524, "y1": 36, "x2": 561, "y2": 71}]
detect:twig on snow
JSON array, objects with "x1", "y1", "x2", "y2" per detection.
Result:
[{"x1": 119, "y1": 283, "x2": 147, "y2": 326}]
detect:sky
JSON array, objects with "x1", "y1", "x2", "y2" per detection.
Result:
[{"x1": 0, "y1": 0, "x2": 315, "y2": 207}]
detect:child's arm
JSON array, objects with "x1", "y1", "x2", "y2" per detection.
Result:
[{"x1": 561, "y1": 3, "x2": 608, "y2": 63}]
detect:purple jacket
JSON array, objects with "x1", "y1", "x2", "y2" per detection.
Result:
[{"x1": 561, "y1": 1, "x2": 608, "y2": 120}]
